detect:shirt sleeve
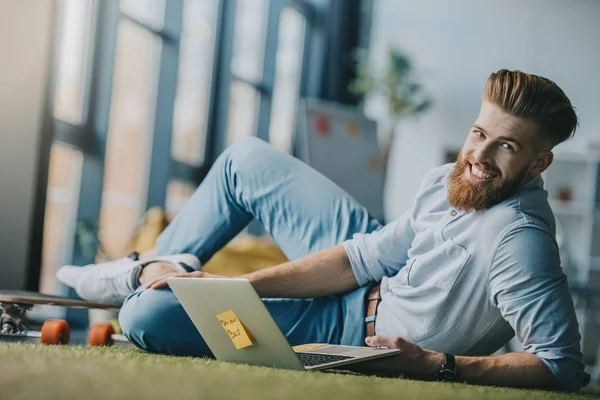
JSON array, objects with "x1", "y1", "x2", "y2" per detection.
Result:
[
  {"x1": 341, "y1": 165, "x2": 449, "y2": 286},
  {"x1": 342, "y1": 208, "x2": 415, "y2": 286},
  {"x1": 488, "y1": 223, "x2": 589, "y2": 392}
]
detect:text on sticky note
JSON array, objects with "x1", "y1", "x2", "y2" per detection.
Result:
[{"x1": 216, "y1": 310, "x2": 253, "y2": 349}]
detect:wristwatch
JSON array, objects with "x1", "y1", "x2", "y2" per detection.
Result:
[{"x1": 433, "y1": 353, "x2": 459, "y2": 382}]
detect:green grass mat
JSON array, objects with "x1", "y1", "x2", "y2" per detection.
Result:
[{"x1": 0, "y1": 343, "x2": 598, "y2": 400}]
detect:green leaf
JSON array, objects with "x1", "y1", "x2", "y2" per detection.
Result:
[
  {"x1": 347, "y1": 46, "x2": 433, "y2": 122},
  {"x1": 413, "y1": 98, "x2": 433, "y2": 114}
]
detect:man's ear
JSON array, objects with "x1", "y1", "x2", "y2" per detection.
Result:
[{"x1": 532, "y1": 151, "x2": 554, "y2": 176}]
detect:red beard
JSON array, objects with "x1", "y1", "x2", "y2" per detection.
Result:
[{"x1": 447, "y1": 153, "x2": 530, "y2": 212}]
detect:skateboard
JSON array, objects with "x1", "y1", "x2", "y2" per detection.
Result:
[{"x1": 0, "y1": 290, "x2": 129, "y2": 346}]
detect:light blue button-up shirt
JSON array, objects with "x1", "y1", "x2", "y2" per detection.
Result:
[{"x1": 343, "y1": 163, "x2": 588, "y2": 391}]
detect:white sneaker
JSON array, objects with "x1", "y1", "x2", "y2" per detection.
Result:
[{"x1": 56, "y1": 253, "x2": 200, "y2": 303}]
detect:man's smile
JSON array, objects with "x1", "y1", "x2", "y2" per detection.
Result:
[{"x1": 465, "y1": 162, "x2": 499, "y2": 183}]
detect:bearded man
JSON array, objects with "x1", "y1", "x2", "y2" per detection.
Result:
[{"x1": 58, "y1": 69, "x2": 589, "y2": 391}]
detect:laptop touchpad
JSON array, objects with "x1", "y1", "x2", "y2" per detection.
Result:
[{"x1": 310, "y1": 346, "x2": 357, "y2": 355}]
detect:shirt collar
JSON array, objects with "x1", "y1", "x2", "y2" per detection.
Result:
[{"x1": 521, "y1": 174, "x2": 544, "y2": 190}]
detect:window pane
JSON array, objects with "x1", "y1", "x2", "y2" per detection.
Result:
[
  {"x1": 165, "y1": 179, "x2": 197, "y2": 220},
  {"x1": 231, "y1": 0, "x2": 269, "y2": 82},
  {"x1": 227, "y1": 81, "x2": 261, "y2": 145},
  {"x1": 41, "y1": 143, "x2": 83, "y2": 295},
  {"x1": 120, "y1": 0, "x2": 166, "y2": 29},
  {"x1": 269, "y1": 8, "x2": 306, "y2": 152},
  {"x1": 53, "y1": 0, "x2": 94, "y2": 124},
  {"x1": 171, "y1": 0, "x2": 219, "y2": 167},
  {"x1": 98, "y1": 20, "x2": 162, "y2": 259}
]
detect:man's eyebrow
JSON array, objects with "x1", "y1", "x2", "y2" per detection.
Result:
[
  {"x1": 472, "y1": 124, "x2": 522, "y2": 148},
  {"x1": 472, "y1": 124, "x2": 487, "y2": 134}
]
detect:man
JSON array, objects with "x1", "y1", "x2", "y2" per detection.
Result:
[{"x1": 57, "y1": 70, "x2": 589, "y2": 391}]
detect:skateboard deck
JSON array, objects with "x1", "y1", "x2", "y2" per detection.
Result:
[
  {"x1": 0, "y1": 290, "x2": 121, "y2": 309},
  {"x1": 0, "y1": 290, "x2": 128, "y2": 346}
]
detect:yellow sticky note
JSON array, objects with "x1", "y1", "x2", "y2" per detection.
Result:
[
  {"x1": 216, "y1": 310, "x2": 253, "y2": 349},
  {"x1": 368, "y1": 156, "x2": 383, "y2": 171},
  {"x1": 292, "y1": 343, "x2": 327, "y2": 351},
  {"x1": 346, "y1": 120, "x2": 360, "y2": 138}
]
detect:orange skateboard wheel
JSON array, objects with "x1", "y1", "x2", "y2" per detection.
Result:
[
  {"x1": 89, "y1": 323, "x2": 115, "y2": 346},
  {"x1": 40, "y1": 319, "x2": 70, "y2": 345}
]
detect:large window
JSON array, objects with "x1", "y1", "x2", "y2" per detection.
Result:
[
  {"x1": 165, "y1": 0, "x2": 220, "y2": 215},
  {"x1": 40, "y1": 0, "x2": 94, "y2": 294},
  {"x1": 231, "y1": 0, "x2": 269, "y2": 82},
  {"x1": 170, "y1": 0, "x2": 219, "y2": 167},
  {"x1": 227, "y1": 0, "x2": 309, "y2": 151},
  {"x1": 269, "y1": 7, "x2": 307, "y2": 152},
  {"x1": 227, "y1": 0, "x2": 269, "y2": 145},
  {"x1": 120, "y1": 0, "x2": 166, "y2": 29},
  {"x1": 41, "y1": 144, "x2": 83, "y2": 295},
  {"x1": 98, "y1": 11, "x2": 163, "y2": 259},
  {"x1": 227, "y1": 80, "x2": 262, "y2": 145},
  {"x1": 53, "y1": 0, "x2": 94, "y2": 125},
  {"x1": 41, "y1": 0, "x2": 320, "y2": 298},
  {"x1": 165, "y1": 179, "x2": 197, "y2": 220}
]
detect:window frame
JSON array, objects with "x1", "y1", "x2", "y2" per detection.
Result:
[{"x1": 35, "y1": 0, "x2": 367, "y2": 303}]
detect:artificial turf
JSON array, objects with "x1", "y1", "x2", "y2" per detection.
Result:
[{"x1": 0, "y1": 342, "x2": 598, "y2": 400}]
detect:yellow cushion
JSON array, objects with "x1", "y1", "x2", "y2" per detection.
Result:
[{"x1": 127, "y1": 207, "x2": 288, "y2": 276}]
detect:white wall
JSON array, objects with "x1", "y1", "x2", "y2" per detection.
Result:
[
  {"x1": 0, "y1": 1, "x2": 54, "y2": 289},
  {"x1": 367, "y1": 0, "x2": 600, "y2": 221}
]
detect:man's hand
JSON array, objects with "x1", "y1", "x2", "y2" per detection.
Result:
[
  {"x1": 344, "y1": 335, "x2": 443, "y2": 379},
  {"x1": 145, "y1": 271, "x2": 225, "y2": 290},
  {"x1": 350, "y1": 336, "x2": 563, "y2": 390}
]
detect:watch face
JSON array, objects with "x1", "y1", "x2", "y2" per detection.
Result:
[{"x1": 439, "y1": 369, "x2": 457, "y2": 381}]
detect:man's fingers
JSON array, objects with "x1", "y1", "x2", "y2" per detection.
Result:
[
  {"x1": 365, "y1": 335, "x2": 404, "y2": 349},
  {"x1": 148, "y1": 278, "x2": 169, "y2": 289},
  {"x1": 146, "y1": 272, "x2": 189, "y2": 289},
  {"x1": 146, "y1": 271, "x2": 211, "y2": 290},
  {"x1": 146, "y1": 275, "x2": 171, "y2": 289},
  {"x1": 144, "y1": 276, "x2": 166, "y2": 289},
  {"x1": 144, "y1": 272, "x2": 173, "y2": 289},
  {"x1": 365, "y1": 335, "x2": 386, "y2": 347}
]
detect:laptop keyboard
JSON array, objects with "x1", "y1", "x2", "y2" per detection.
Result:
[{"x1": 295, "y1": 352, "x2": 354, "y2": 367}]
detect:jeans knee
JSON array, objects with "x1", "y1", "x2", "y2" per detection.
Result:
[
  {"x1": 226, "y1": 137, "x2": 273, "y2": 169},
  {"x1": 119, "y1": 289, "x2": 157, "y2": 349},
  {"x1": 120, "y1": 288, "x2": 178, "y2": 351},
  {"x1": 118, "y1": 287, "x2": 211, "y2": 356}
]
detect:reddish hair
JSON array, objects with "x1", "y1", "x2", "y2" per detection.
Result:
[{"x1": 484, "y1": 69, "x2": 578, "y2": 147}]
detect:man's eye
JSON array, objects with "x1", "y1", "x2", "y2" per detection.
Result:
[
  {"x1": 474, "y1": 130, "x2": 484, "y2": 138},
  {"x1": 501, "y1": 143, "x2": 514, "y2": 151}
]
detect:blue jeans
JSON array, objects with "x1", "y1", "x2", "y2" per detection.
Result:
[{"x1": 119, "y1": 137, "x2": 383, "y2": 356}]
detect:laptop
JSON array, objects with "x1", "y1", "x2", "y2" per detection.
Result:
[{"x1": 167, "y1": 277, "x2": 399, "y2": 371}]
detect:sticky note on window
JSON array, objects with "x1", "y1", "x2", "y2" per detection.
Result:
[
  {"x1": 313, "y1": 115, "x2": 330, "y2": 136},
  {"x1": 216, "y1": 310, "x2": 253, "y2": 349},
  {"x1": 292, "y1": 343, "x2": 326, "y2": 351},
  {"x1": 346, "y1": 120, "x2": 360, "y2": 138},
  {"x1": 368, "y1": 156, "x2": 383, "y2": 171}
]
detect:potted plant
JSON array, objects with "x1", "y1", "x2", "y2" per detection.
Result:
[{"x1": 349, "y1": 48, "x2": 432, "y2": 167}]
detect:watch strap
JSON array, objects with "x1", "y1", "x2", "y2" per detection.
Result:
[
  {"x1": 433, "y1": 353, "x2": 458, "y2": 382},
  {"x1": 444, "y1": 353, "x2": 456, "y2": 372}
]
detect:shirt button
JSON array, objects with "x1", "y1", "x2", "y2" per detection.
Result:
[{"x1": 450, "y1": 210, "x2": 457, "y2": 217}]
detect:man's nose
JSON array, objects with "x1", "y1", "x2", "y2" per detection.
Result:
[{"x1": 472, "y1": 143, "x2": 494, "y2": 165}]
